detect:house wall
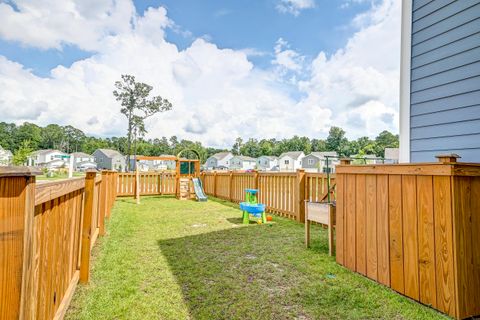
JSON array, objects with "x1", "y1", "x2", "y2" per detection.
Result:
[
  {"x1": 217, "y1": 154, "x2": 233, "y2": 168},
  {"x1": 279, "y1": 156, "x2": 302, "y2": 171},
  {"x1": 405, "y1": 1, "x2": 480, "y2": 162},
  {"x1": 93, "y1": 151, "x2": 112, "y2": 170},
  {"x1": 302, "y1": 155, "x2": 321, "y2": 171},
  {"x1": 257, "y1": 157, "x2": 277, "y2": 170},
  {"x1": 206, "y1": 157, "x2": 218, "y2": 169}
]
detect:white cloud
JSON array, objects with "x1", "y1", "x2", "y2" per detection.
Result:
[
  {"x1": 0, "y1": 0, "x2": 401, "y2": 147},
  {"x1": 0, "y1": 0, "x2": 135, "y2": 51},
  {"x1": 297, "y1": 0, "x2": 401, "y2": 137},
  {"x1": 272, "y1": 38, "x2": 305, "y2": 73},
  {"x1": 276, "y1": 0, "x2": 316, "y2": 16}
]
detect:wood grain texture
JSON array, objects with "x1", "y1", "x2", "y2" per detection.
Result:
[
  {"x1": 402, "y1": 175, "x2": 419, "y2": 300},
  {"x1": 335, "y1": 173, "x2": 345, "y2": 265},
  {"x1": 355, "y1": 175, "x2": 366, "y2": 275},
  {"x1": 377, "y1": 175, "x2": 390, "y2": 286},
  {"x1": 0, "y1": 176, "x2": 27, "y2": 320},
  {"x1": 433, "y1": 176, "x2": 456, "y2": 315},
  {"x1": 417, "y1": 175, "x2": 437, "y2": 308},
  {"x1": 388, "y1": 175, "x2": 404, "y2": 294},
  {"x1": 345, "y1": 174, "x2": 356, "y2": 271},
  {"x1": 365, "y1": 175, "x2": 378, "y2": 281}
]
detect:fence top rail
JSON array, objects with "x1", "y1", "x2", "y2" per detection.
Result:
[
  {"x1": 0, "y1": 166, "x2": 42, "y2": 177},
  {"x1": 258, "y1": 172, "x2": 297, "y2": 177},
  {"x1": 336, "y1": 162, "x2": 480, "y2": 176},
  {"x1": 118, "y1": 172, "x2": 175, "y2": 176},
  {"x1": 35, "y1": 177, "x2": 86, "y2": 206},
  {"x1": 305, "y1": 173, "x2": 335, "y2": 178}
]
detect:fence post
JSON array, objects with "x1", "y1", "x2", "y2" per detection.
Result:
[
  {"x1": 254, "y1": 170, "x2": 259, "y2": 190},
  {"x1": 80, "y1": 171, "x2": 96, "y2": 283},
  {"x1": 229, "y1": 171, "x2": 233, "y2": 201},
  {"x1": 99, "y1": 171, "x2": 107, "y2": 236},
  {"x1": 213, "y1": 171, "x2": 218, "y2": 198},
  {"x1": 295, "y1": 169, "x2": 306, "y2": 223},
  {"x1": 135, "y1": 168, "x2": 140, "y2": 204},
  {"x1": 0, "y1": 167, "x2": 40, "y2": 320},
  {"x1": 435, "y1": 153, "x2": 460, "y2": 163},
  {"x1": 340, "y1": 158, "x2": 352, "y2": 166}
]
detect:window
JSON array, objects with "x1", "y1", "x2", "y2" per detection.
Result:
[
  {"x1": 308, "y1": 159, "x2": 314, "y2": 165},
  {"x1": 284, "y1": 160, "x2": 289, "y2": 165}
]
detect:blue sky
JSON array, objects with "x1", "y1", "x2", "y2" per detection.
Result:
[
  {"x1": 0, "y1": 0, "x2": 401, "y2": 147},
  {"x1": 0, "y1": 0, "x2": 370, "y2": 77}
]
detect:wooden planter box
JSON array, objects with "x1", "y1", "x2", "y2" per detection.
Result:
[
  {"x1": 335, "y1": 156, "x2": 480, "y2": 319},
  {"x1": 305, "y1": 202, "x2": 336, "y2": 256}
]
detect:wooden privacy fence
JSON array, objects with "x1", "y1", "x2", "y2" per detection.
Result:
[
  {"x1": 200, "y1": 170, "x2": 335, "y2": 221},
  {"x1": 335, "y1": 155, "x2": 480, "y2": 319},
  {"x1": 116, "y1": 172, "x2": 176, "y2": 196},
  {"x1": 0, "y1": 168, "x2": 118, "y2": 320}
]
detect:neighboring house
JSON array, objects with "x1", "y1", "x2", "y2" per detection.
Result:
[
  {"x1": 399, "y1": 1, "x2": 480, "y2": 162},
  {"x1": 384, "y1": 148, "x2": 399, "y2": 164},
  {"x1": 278, "y1": 152, "x2": 305, "y2": 172},
  {"x1": 205, "y1": 152, "x2": 234, "y2": 170},
  {"x1": 302, "y1": 152, "x2": 339, "y2": 173},
  {"x1": 27, "y1": 149, "x2": 68, "y2": 169},
  {"x1": 93, "y1": 149, "x2": 126, "y2": 171},
  {"x1": 229, "y1": 155, "x2": 257, "y2": 171},
  {"x1": 129, "y1": 155, "x2": 176, "y2": 171},
  {"x1": 71, "y1": 152, "x2": 97, "y2": 171},
  {"x1": 256, "y1": 156, "x2": 278, "y2": 171},
  {"x1": 0, "y1": 146, "x2": 13, "y2": 166},
  {"x1": 351, "y1": 154, "x2": 382, "y2": 165}
]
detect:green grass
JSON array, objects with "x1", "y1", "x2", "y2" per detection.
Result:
[
  {"x1": 66, "y1": 196, "x2": 448, "y2": 320},
  {"x1": 37, "y1": 172, "x2": 85, "y2": 180}
]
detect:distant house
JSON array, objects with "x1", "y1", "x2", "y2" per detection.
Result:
[
  {"x1": 205, "y1": 152, "x2": 234, "y2": 170},
  {"x1": 302, "y1": 152, "x2": 338, "y2": 173},
  {"x1": 278, "y1": 151, "x2": 305, "y2": 172},
  {"x1": 93, "y1": 149, "x2": 126, "y2": 171},
  {"x1": 27, "y1": 149, "x2": 68, "y2": 169},
  {"x1": 129, "y1": 155, "x2": 176, "y2": 171},
  {"x1": 71, "y1": 152, "x2": 97, "y2": 171},
  {"x1": 384, "y1": 148, "x2": 399, "y2": 164},
  {"x1": 229, "y1": 155, "x2": 257, "y2": 171},
  {"x1": 256, "y1": 156, "x2": 278, "y2": 171},
  {"x1": 399, "y1": 1, "x2": 480, "y2": 162},
  {"x1": 0, "y1": 146, "x2": 13, "y2": 166},
  {"x1": 351, "y1": 154, "x2": 382, "y2": 165}
]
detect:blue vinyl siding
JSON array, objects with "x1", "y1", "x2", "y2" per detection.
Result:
[{"x1": 410, "y1": 0, "x2": 480, "y2": 162}]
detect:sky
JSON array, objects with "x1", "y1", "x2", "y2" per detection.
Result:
[{"x1": 0, "y1": 0, "x2": 401, "y2": 148}]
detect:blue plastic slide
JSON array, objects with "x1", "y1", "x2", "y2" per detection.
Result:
[{"x1": 192, "y1": 178, "x2": 208, "y2": 202}]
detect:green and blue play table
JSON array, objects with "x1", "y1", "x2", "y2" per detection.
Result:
[{"x1": 240, "y1": 189, "x2": 266, "y2": 224}]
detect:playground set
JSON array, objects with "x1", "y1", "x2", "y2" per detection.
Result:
[{"x1": 133, "y1": 149, "x2": 207, "y2": 203}]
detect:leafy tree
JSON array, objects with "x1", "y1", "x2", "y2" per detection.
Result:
[
  {"x1": 113, "y1": 74, "x2": 173, "y2": 170},
  {"x1": 326, "y1": 126, "x2": 349, "y2": 156},
  {"x1": 41, "y1": 124, "x2": 65, "y2": 150},
  {"x1": 13, "y1": 140, "x2": 33, "y2": 165},
  {"x1": 232, "y1": 137, "x2": 243, "y2": 155},
  {"x1": 311, "y1": 139, "x2": 327, "y2": 152},
  {"x1": 15, "y1": 123, "x2": 42, "y2": 151},
  {"x1": 64, "y1": 125, "x2": 86, "y2": 153},
  {"x1": 374, "y1": 131, "x2": 399, "y2": 157},
  {"x1": 0, "y1": 122, "x2": 16, "y2": 151}
]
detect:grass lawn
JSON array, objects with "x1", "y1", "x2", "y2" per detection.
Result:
[
  {"x1": 66, "y1": 196, "x2": 448, "y2": 320},
  {"x1": 37, "y1": 172, "x2": 85, "y2": 180}
]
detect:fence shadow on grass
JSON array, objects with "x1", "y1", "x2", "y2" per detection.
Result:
[{"x1": 156, "y1": 216, "x2": 341, "y2": 320}]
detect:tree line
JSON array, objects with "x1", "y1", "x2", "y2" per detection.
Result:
[{"x1": 0, "y1": 122, "x2": 399, "y2": 164}]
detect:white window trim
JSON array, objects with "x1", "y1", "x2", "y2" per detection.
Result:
[{"x1": 399, "y1": 0, "x2": 412, "y2": 163}]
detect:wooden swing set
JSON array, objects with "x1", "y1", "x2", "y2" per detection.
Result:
[{"x1": 133, "y1": 150, "x2": 201, "y2": 203}]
